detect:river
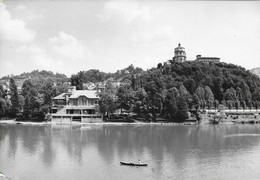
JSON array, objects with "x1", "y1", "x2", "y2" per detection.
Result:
[{"x1": 0, "y1": 124, "x2": 260, "y2": 180}]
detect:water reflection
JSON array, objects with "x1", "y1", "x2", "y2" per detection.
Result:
[{"x1": 0, "y1": 124, "x2": 260, "y2": 180}]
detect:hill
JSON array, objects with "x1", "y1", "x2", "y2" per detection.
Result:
[
  {"x1": 96, "y1": 61, "x2": 260, "y2": 122},
  {"x1": 1, "y1": 70, "x2": 68, "y2": 81},
  {"x1": 70, "y1": 64, "x2": 144, "y2": 89},
  {"x1": 71, "y1": 62, "x2": 260, "y2": 103},
  {"x1": 0, "y1": 70, "x2": 69, "y2": 88},
  {"x1": 146, "y1": 61, "x2": 260, "y2": 102}
]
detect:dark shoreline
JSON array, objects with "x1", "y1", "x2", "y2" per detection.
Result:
[{"x1": 1, "y1": 118, "x2": 260, "y2": 126}]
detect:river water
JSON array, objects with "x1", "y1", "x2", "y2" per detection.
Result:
[{"x1": 0, "y1": 124, "x2": 260, "y2": 180}]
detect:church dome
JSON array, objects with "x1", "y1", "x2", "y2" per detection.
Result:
[
  {"x1": 173, "y1": 43, "x2": 186, "y2": 62},
  {"x1": 174, "y1": 43, "x2": 185, "y2": 51}
]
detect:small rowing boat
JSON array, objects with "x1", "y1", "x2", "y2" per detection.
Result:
[{"x1": 120, "y1": 162, "x2": 148, "y2": 166}]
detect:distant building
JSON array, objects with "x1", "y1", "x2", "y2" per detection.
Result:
[
  {"x1": 51, "y1": 86, "x2": 102, "y2": 123},
  {"x1": 172, "y1": 43, "x2": 220, "y2": 64},
  {"x1": 173, "y1": 43, "x2": 186, "y2": 62},
  {"x1": 194, "y1": 55, "x2": 220, "y2": 63}
]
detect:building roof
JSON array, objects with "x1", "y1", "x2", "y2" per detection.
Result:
[
  {"x1": 174, "y1": 43, "x2": 185, "y2": 51},
  {"x1": 197, "y1": 57, "x2": 220, "y2": 59},
  {"x1": 53, "y1": 93, "x2": 67, "y2": 100},
  {"x1": 69, "y1": 90, "x2": 98, "y2": 99}
]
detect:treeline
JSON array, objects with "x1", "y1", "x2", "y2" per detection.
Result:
[
  {"x1": 1, "y1": 70, "x2": 68, "y2": 83},
  {"x1": 1, "y1": 61, "x2": 260, "y2": 122},
  {"x1": 98, "y1": 61, "x2": 260, "y2": 122},
  {"x1": 70, "y1": 65, "x2": 143, "y2": 89},
  {"x1": 0, "y1": 77, "x2": 68, "y2": 119}
]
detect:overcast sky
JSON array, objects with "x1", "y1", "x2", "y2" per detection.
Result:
[{"x1": 0, "y1": 0, "x2": 260, "y2": 78}]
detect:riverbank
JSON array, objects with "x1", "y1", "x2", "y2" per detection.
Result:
[
  {"x1": 1, "y1": 118, "x2": 260, "y2": 126},
  {"x1": 205, "y1": 112, "x2": 260, "y2": 124},
  {"x1": 0, "y1": 119, "x2": 198, "y2": 126}
]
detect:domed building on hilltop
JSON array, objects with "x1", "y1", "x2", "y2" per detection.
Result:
[
  {"x1": 172, "y1": 43, "x2": 220, "y2": 64},
  {"x1": 173, "y1": 43, "x2": 186, "y2": 62}
]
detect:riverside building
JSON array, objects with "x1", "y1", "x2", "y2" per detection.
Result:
[{"x1": 51, "y1": 86, "x2": 102, "y2": 123}]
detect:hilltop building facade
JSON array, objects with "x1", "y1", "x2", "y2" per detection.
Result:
[
  {"x1": 194, "y1": 55, "x2": 220, "y2": 63},
  {"x1": 51, "y1": 86, "x2": 102, "y2": 123},
  {"x1": 172, "y1": 43, "x2": 220, "y2": 64}
]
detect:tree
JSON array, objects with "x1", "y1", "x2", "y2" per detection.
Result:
[
  {"x1": 41, "y1": 80, "x2": 54, "y2": 105},
  {"x1": 172, "y1": 87, "x2": 180, "y2": 100},
  {"x1": 221, "y1": 100, "x2": 226, "y2": 108},
  {"x1": 214, "y1": 100, "x2": 219, "y2": 111},
  {"x1": 0, "y1": 84, "x2": 4, "y2": 98},
  {"x1": 201, "y1": 100, "x2": 207, "y2": 109},
  {"x1": 0, "y1": 98, "x2": 7, "y2": 117},
  {"x1": 252, "y1": 87, "x2": 260, "y2": 101},
  {"x1": 22, "y1": 79, "x2": 38, "y2": 117},
  {"x1": 183, "y1": 78, "x2": 196, "y2": 94},
  {"x1": 23, "y1": 95, "x2": 31, "y2": 118},
  {"x1": 176, "y1": 97, "x2": 189, "y2": 122},
  {"x1": 133, "y1": 88, "x2": 147, "y2": 115},
  {"x1": 224, "y1": 87, "x2": 237, "y2": 101},
  {"x1": 235, "y1": 100, "x2": 240, "y2": 111},
  {"x1": 98, "y1": 84, "x2": 119, "y2": 119},
  {"x1": 0, "y1": 84, "x2": 7, "y2": 117},
  {"x1": 192, "y1": 94, "x2": 200, "y2": 111},
  {"x1": 19, "y1": 95, "x2": 25, "y2": 112},
  {"x1": 117, "y1": 85, "x2": 134, "y2": 110},
  {"x1": 236, "y1": 87, "x2": 243, "y2": 102},
  {"x1": 204, "y1": 86, "x2": 214, "y2": 101},
  {"x1": 164, "y1": 88, "x2": 178, "y2": 121},
  {"x1": 53, "y1": 83, "x2": 68, "y2": 97},
  {"x1": 213, "y1": 77, "x2": 224, "y2": 101},
  {"x1": 248, "y1": 101, "x2": 253, "y2": 111},
  {"x1": 241, "y1": 100, "x2": 246, "y2": 112},
  {"x1": 195, "y1": 86, "x2": 205, "y2": 101},
  {"x1": 71, "y1": 73, "x2": 83, "y2": 90},
  {"x1": 157, "y1": 63, "x2": 163, "y2": 69},
  {"x1": 207, "y1": 100, "x2": 213, "y2": 110},
  {"x1": 254, "y1": 101, "x2": 259, "y2": 111},
  {"x1": 9, "y1": 78, "x2": 20, "y2": 116},
  {"x1": 179, "y1": 84, "x2": 191, "y2": 101},
  {"x1": 241, "y1": 82, "x2": 252, "y2": 103},
  {"x1": 227, "y1": 100, "x2": 233, "y2": 112}
]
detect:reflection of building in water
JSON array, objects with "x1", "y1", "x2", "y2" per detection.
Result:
[
  {"x1": 172, "y1": 43, "x2": 220, "y2": 64},
  {"x1": 51, "y1": 86, "x2": 102, "y2": 123}
]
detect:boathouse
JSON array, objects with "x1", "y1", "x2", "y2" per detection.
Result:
[{"x1": 51, "y1": 86, "x2": 102, "y2": 123}]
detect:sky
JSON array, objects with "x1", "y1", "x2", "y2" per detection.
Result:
[{"x1": 0, "y1": 0, "x2": 260, "y2": 78}]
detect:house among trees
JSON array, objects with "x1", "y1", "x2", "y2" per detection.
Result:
[{"x1": 51, "y1": 86, "x2": 102, "y2": 123}]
